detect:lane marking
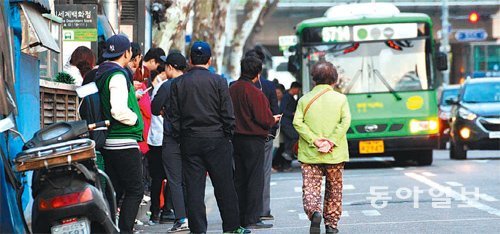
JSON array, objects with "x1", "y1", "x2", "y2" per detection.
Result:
[
  {"x1": 270, "y1": 182, "x2": 277, "y2": 186},
  {"x1": 204, "y1": 218, "x2": 500, "y2": 232},
  {"x1": 405, "y1": 172, "x2": 500, "y2": 217},
  {"x1": 298, "y1": 213, "x2": 308, "y2": 220},
  {"x1": 341, "y1": 217, "x2": 500, "y2": 227},
  {"x1": 473, "y1": 160, "x2": 489, "y2": 164},
  {"x1": 480, "y1": 194, "x2": 498, "y2": 202},
  {"x1": 362, "y1": 210, "x2": 381, "y2": 216},
  {"x1": 287, "y1": 209, "x2": 297, "y2": 213},
  {"x1": 393, "y1": 167, "x2": 405, "y2": 171},
  {"x1": 445, "y1": 181, "x2": 463, "y2": 187},
  {"x1": 343, "y1": 184, "x2": 356, "y2": 190},
  {"x1": 421, "y1": 171, "x2": 437, "y2": 177},
  {"x1": 294, "y1": 187, "x2": 302, "y2": 193},
  {"x1": 341, "y1": 211, "x2": 349, "y2": 217}
]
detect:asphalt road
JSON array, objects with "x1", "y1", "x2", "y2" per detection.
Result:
[{"x1": 137, "y1": 150, "x2": 500, "y2": 233}]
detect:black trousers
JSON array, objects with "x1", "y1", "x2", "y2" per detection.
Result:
[
  {"x1": 181, "y1": 137, "x2": 240, "y2": 233},
  {"x1": 147, "y1": 145, "x2": 173, "y2": 215},
  {"x1": 162, "y1": 136, "x2": 187, "y2": 219},
  {"x1": 233, "y1": 135, "x2": 266, "y2": 226},
  {"x1": 102, "y1": 148, "x2": 144, "y2": 233}
]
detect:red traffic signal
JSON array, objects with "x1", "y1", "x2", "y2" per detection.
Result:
[{"x1": 468, "y1": 11, "x2": 479, "y2": 23}]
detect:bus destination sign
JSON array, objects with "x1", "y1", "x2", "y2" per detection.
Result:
[{"x1": 321, "y1": 23, "x2": 418, "y2": 43}]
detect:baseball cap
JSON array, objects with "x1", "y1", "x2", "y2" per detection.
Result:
[
  {"x1": 161, "y1": 52, "x2": 187, "y2": 70},
  {"x1": 102, "y1": 34, "x2": 131, "y2": 59},
  {"x1": 190, "y1": 41, "x2": 211, "y2": 58}
]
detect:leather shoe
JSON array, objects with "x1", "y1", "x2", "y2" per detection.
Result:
[
  {"x1": 310, "y1": 211, "x2": 322, "y2": 234},
  {"x1": 326, "y1": 225, "x2": 339, "y2": 233},
  {"x1": 245, "y1": 221, "x2": 273, "y2": 229}
]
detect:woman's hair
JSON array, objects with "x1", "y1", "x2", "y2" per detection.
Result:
[
  {"x1": 69, "y1": 46, "x2": 96, "y2": 77},
  {"x1": 311, "y1": 61, "x2": 338, "y2": 85}
]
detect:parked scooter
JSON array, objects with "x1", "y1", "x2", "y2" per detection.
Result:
[{"x1": 13, "y1": 120, "x2": 119, "y2": 233}]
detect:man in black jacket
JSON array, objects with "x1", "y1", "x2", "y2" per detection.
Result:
[{"x1": 170, "y1": 41, "x2": 249, "y2": 234}]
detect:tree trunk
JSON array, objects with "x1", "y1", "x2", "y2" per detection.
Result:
[
  {"x1": 227, "y1": 0, "x2": 266, "y2": 80},
  {"x1": 212, "y1": 0, "x2": 231, "y2": 73},
  {"x1": 192, "y1": 1, "x2": 214, "y2": 47},
  {"x1": 245, "y1": 0, "x2": 279, "y2": 49},
  {"x1": 152, "y1": 0, "x2": 193, "y2": 54}
]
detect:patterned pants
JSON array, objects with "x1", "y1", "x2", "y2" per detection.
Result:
[{"x1": 301, "y1": 163, "x2": 345, "y2": 228}]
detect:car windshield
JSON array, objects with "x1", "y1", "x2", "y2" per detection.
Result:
[
  {"x1": 440, "y1": 88, "x2": 459, "y2": 105},
  {"x1": 462, "y1": 81, "x2": 500, "y2": 103},
  {"x1": 306, "y1": 39, "x2": 429, "y2": 94}
]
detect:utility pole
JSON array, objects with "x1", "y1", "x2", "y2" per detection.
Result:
[{"x1": 441, "y1": 0, "x2": 450, "y2": 84}]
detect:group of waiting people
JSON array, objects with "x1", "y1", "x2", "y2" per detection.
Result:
[{"x1": 72, "y1": 33, "x2": 351, "y2": 234}]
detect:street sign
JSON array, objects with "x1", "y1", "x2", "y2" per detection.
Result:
[
  {"x1": 55, "y1": 5, "x2": 97, "y2": 42},
  {"x1": 455, "y1": 29, "x2": 488, "y2": 42}
]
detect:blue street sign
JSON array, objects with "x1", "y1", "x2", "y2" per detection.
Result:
[{"x1": 455, "y1": 29, "x2": 488, "y2": 42}]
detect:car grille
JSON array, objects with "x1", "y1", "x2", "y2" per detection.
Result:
[{"x1": 479, "y1": 119, "x2": 500, "y2": 132}]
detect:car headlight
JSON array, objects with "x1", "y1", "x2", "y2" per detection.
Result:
[
  {"x1": 458, "y1": 108, "x2": 477, "y2": 120},
  {"x1": 410, "y1": 119, "x2": 439, "y2": 133}
]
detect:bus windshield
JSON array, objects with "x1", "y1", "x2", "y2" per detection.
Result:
[{"x1": 306, "y1": 39, "x2": 429, "y2": 94}]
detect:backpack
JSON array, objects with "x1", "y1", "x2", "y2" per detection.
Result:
[{"x1": 78, "y1": 82, "x2": 108, "y2": 150}]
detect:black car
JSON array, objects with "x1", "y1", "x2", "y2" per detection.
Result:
[
  {"x1": 437, "y1": 85, "x2": 460, "y2": 149},
  {"x1": 448, "y1": 78, "x2": 500, "y2": 159}
]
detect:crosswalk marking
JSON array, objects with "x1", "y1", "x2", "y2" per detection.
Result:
[
  {"x1": 294, "y1": 187, "x2": 302, "y2": 193},
  {"x1": 343, "y1": 184, "x2": 356, "y2": 190},
  {"x1": 480, "y1": 194, "x2": 498, "y2": 202},
  {"x1": 288, "y1": 210, "x2": 297, "y2": 213},
  {"x1": 393, "y1": 167, "x2": 405, "y2": 171},
  {"x1": 362, "y1": 210, "x2": 381, "y2": 216},
  {"x1": 445, "y1": 181, "x2": 463, "y2": 187},
  {"x1": 298, "y1": 213, "x2": 308, "y2": 220},
  {"x1": 422, "y1": 172, "x2": 437, "y2": 177},
  {"x1": 270, "y1": 182, "x2": 277, "y2": 186}
]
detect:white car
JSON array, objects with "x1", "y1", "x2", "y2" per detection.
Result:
[{"x1": 268, "y1": 56, "x2": 296, "y2": 89}]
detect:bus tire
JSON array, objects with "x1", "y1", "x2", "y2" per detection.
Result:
[
  {"x1": 414, "y1": 150, "x2": 433, "y2": 166},
  {"x1": 450, "y1": 141, "x2": 467, "y2": 160},
  {"x1": 393, "y1": 154, "x2": 410, "y2": 164}
]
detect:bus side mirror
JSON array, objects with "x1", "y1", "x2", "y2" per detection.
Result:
[
  {"x1": 288, "y1": 55, "x2": 299, "y2": 73},
  {"x1": 436, "y1": 52, "x2": 448, "y2": 71},
  {"x1": 288, "y1": 45, "x2": 296, "y2": 53}
]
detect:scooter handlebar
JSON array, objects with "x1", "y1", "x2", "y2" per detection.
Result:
[{"x1": 88, "y1": 120, "x2": 110, "y2": 131}]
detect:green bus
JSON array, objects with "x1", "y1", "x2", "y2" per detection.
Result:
[{"x1": 289, "y1": 3, "x2": 447, "y2": 165}]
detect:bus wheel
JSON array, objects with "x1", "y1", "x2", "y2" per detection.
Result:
[
  {"x1": 450, "y1": 141, "x2": 467, "y2": 160},
  {"x1": 393, "y1": 154, "x2": 410, "y2": 164},
  {"x1": 413, "y1": 150, "x2": 433, "y2": 166}
]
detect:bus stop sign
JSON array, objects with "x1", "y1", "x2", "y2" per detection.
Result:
[{"x1": 455, "y1": 29, "x2": 488, "y2": 42}]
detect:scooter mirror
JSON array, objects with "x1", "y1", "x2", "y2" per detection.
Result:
[{"x1": 76, "y1": 82, "x2": 98, "y2": 98}]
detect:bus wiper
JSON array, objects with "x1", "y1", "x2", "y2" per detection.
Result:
[
  {"x1": 345, "y1": 57, "x2": 364, "y2": 93},
  {"x1": 373, "y1": 69, "x2": 402, "y2": 101}
]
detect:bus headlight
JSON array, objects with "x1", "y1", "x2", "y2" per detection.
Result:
[
  {"x1": 458, "y1": 108, "x2": 477, "y2": 120},
  {"x1": 410, "y1": 119, "x2": 439, "y2": 133}
]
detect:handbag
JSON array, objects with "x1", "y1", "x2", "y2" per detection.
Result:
[{"x1": 293, "y1": 88, "x2": 332, "y2": 156}]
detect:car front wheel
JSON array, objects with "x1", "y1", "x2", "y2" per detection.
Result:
[{"x1": 413, "y1": 150, "x2": 433, "y2": 166}]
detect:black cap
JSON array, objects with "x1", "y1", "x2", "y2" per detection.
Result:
[
  {"x1": 161, "y1": 52, "x2": 187, "y2": 70},
  {"x1": 102, "y1": 34, "x2": 131, "y2": 59}
]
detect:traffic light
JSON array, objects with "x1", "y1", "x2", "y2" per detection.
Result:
[{"x1": 468, "y1": 11, "x2": 479, "y2": 23}]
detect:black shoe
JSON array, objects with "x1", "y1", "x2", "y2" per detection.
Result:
[
  {"x1": 245, "y1": 221, "x2": 273, "y2": 229},
  {"x1": 168, "y1": 219, "x2": 189, "y2": 233},
  {"x1": 310, "y1": 212, "x2": 322, "y2": 234},
  {"x1": 160, "y1": 209, "x2": 176, "y2": 224},
  {"x1": 326, "y1": 225, "x2": 339, "y2": 233},
  {"x1": 260, "y1": 214, "x2": 274, "y2": 220}
]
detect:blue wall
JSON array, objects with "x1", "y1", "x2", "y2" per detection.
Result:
[{"x1": 0, "y1": 2, "x2": 41, "y2": 232}]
